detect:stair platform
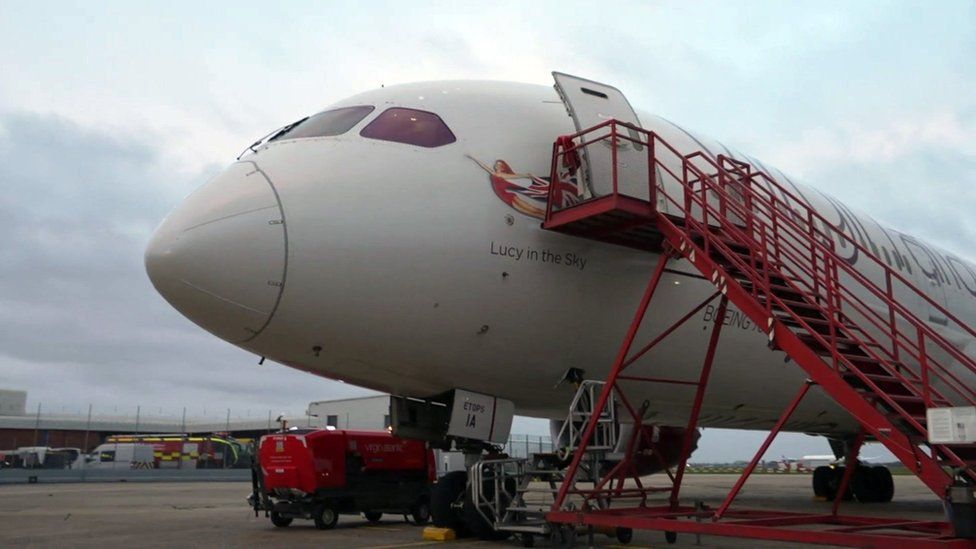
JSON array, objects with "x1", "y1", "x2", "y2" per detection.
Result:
[{"x1": 543, "y1": 194, "x2": 665, "y2": 252}]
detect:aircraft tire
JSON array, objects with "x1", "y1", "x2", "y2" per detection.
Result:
[
  {"x1": 872, "y1": 466, "x2": 894, "y2": 502},
  {"x1": 825, "y1": 466, "x2": 853, "y2": 501},
  {"x1": 852, "y1": 466, "x2": 894, "y2": 503},
  {"x1": 852, "y1": 466, "x2": 877, "y2": 502},
  {"x1": 431, "y1": 471, "x2": 468, "y2": 534},
  {"x1": 462, "y1": 480, "x2": 512, "y2": 541},
  {"x1": 812, "y1": 466, "x2": 832, "y2": 497}
]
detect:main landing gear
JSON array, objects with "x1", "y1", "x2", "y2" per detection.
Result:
[{"x1": 813, "y1": 464, "x2": 894, "y2": 503}]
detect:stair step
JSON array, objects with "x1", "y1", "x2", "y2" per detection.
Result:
[
  {"x1": 496, "y1": 523, "x2": 551, "y2": 534},
  {"x1": 739, "y1": 280, "x2": 813, "y2": 300},
  {"x1": 946, "y1": 460, "x2": 976, "y2": 466},
  {"x1": 694, "y1": 234, "x2": 751, "y2": 253},
  {"x1": 864, "y1": 393, "x2": 949, "y2": 407},
  {"x1": 841, "y1": 372, "x2": 924, "y2": 393},
  {"x1": 888, "y1": 394, "x2": 945, "y2": 405},
  {"x1": 777, "y1": 314, "x2": 836, "y2": 329},
  {"x1": 797, "y1": 332, "x2": 878, "y2": 348},
  {"x1": 836, "y1": 353, "x2": 887, "y2": 367},
  {"x1": 765, "y1": 297, "x2": 823, "y2": 312},
  {"x1": 842, "y1": 371, "x2": 906, "y2": 384},
  {"x1": 887, "y1": 411, "x2": 928, "y2": 424},
  {"x1": 505, "y1": 506, "x2": 550, "y2": 514},
  {"x1": 946, "y1": 446, "x2": 976, "y2": 457}
]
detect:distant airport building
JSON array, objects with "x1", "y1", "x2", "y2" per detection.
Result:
[
  {"x1": 0, "y1": 391, "x2": 546, "y2": 460},
  {"x1": 0, "y1": 389, "x2": 286, "y2": 452},
  {"x1": 0, "y1": 391, "x2": 397, "y2": 452},
  {"x1": 306, "y1": 395, "x2": 391, "y2": 430}
]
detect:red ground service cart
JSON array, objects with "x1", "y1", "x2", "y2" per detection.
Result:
[{"x1": 250, "y1": 429, "x2": 435, "y2": 529}]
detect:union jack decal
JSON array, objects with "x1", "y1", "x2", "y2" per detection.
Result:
[{"x1": 470, "y1": 156, "x2": 583, "y2": 219}]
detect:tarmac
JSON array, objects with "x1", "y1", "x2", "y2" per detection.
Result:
[{"x1": 0, "y1": 474, "x2": 947, "y2": 548}]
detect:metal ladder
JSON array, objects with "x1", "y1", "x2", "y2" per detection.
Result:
[
  {"x1": 470, "y1": 457, "x2": 565, "y2": 537},
  {"x1": 468, "y1": 381, "x2": 621, "y2": 540},
  {"x1": 554, "y1": 380, "x2": 619, "y2": 461}
]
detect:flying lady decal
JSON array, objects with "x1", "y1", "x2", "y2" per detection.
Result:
[{"x1": 470, "y1": 156, "x2": 582, "y2": 219}]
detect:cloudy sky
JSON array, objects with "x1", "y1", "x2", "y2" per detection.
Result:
[{"x1": 0, "y1": 1, "x2": 972, "y2": 460}]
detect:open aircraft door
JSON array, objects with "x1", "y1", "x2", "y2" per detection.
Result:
[{"x1": 552, "y1": 72, "x2": 656, "y2": 208}]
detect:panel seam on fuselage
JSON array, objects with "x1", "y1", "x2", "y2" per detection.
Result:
[{"x1": 238, "y1": 160, "x2": 289, "y2": 343}]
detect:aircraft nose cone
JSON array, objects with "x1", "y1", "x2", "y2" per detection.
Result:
[{"x1": 145, "y1": 162, "x2": 286, "y2": 343}]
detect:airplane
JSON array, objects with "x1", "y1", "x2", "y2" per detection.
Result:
[{"x1": 145, "y1": 73, "x2": 976, "y2": 533}]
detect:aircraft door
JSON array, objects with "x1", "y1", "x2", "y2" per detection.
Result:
[{"x1": 552, "y1": 72, "x2": 652, "y2": 204}]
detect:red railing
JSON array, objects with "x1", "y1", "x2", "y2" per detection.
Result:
[{"x1": 547, "y1": 119, "x2": 976, "y2": 435}]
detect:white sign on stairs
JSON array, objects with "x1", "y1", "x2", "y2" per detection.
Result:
[{"x1": 927, "y1": 406, "x2": 976, "y2": 444}]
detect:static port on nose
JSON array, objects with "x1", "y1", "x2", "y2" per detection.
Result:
[{"x1": 145, "y1": 162, "x2": 286, "y2": 343}]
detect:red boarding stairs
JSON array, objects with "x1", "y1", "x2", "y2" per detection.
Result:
[{"x1": 541, "y1": 119, "x2": 976, "y2": 547}]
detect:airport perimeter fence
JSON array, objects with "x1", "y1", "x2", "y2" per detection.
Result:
[
  {"x1": 503, "y1": 434, "x2": 555, "y2": 458},
  {"x1": 0, "y1": 402, "x2": 555, "y2": 483}
]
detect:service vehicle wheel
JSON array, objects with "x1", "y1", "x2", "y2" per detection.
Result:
[
  {"x1": 364, "y1": 511, "x2": 383, "y2": 523},
  {"x1": 411, "y1": 497, "x2": 431, "y2": 525},
  {"x1": 431, "y1": 471, "x2": 468, "y2": 534},
  {"x1": 616, "y1": 527, "x2": 633, "y2": 544},
  {"x1": 269, "y1": 511, "x2": 292, "y2": 528},
  {"x1": 313, "y1": 502, "x2": 339, "y2": 530}
]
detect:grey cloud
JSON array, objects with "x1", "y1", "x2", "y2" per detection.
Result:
[
  {"x1": 0, "y1": 111, "x2": 369, "y2": 414},
  {"x1": 810, "y1": 145, "x2": 976, "y2": 260}
]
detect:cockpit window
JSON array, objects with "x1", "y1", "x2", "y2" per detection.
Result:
[
  {"x1": 359, "y1": 108, "x2": 456, "y2": 148},
  {"x1": 271, "y1": 106, "x2": 375, "y2": 141}
]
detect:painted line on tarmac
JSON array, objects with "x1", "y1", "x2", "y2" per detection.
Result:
[
  {"x1": 364, "y1": 541, "x2": 493, "y2": 548},
  {"x1": 362, "y1": 542, "x2": 451, "y2": 549}
]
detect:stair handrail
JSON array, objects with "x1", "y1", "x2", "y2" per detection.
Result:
[
  {"x1": 598, "y1": 119, "x2": 976, "y2": 348},
  {"x1": 662, "y1": 157, "x2": 975, "y2": 407},
  {"x1": 652, "y1": 137, "x2": 976, "y2": 408},
  {"x1": 566, "y1": 120, "x2": 976, "y2": 386},
  {"x1": 548, "y1": 120, "x2": 976, "y2": 406},
  {"x1": 554, "y1": 380, "x2": 618, "y2": 460},
  {"x1": 680, "y1": 149, "x2": 976, "y2": 393},
  {"x1": 648, "y1": 166, "x2": 947, "y2": 433}
]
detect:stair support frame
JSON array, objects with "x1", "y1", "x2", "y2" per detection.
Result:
[{"x1": 541, "y1": 119, "x2": 976, "y2": 545}]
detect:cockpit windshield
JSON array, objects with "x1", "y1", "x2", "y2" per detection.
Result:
[
  {"x1": 360, "y1": 107, "x2": 456, "y2": 147},
  {"x1": 271, "y1": 105, "x2": 375, "y2": 141}
]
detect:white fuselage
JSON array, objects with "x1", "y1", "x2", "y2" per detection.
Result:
[{"x1": 145, "y1": 81, "x2": 976, "y2": 437}]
